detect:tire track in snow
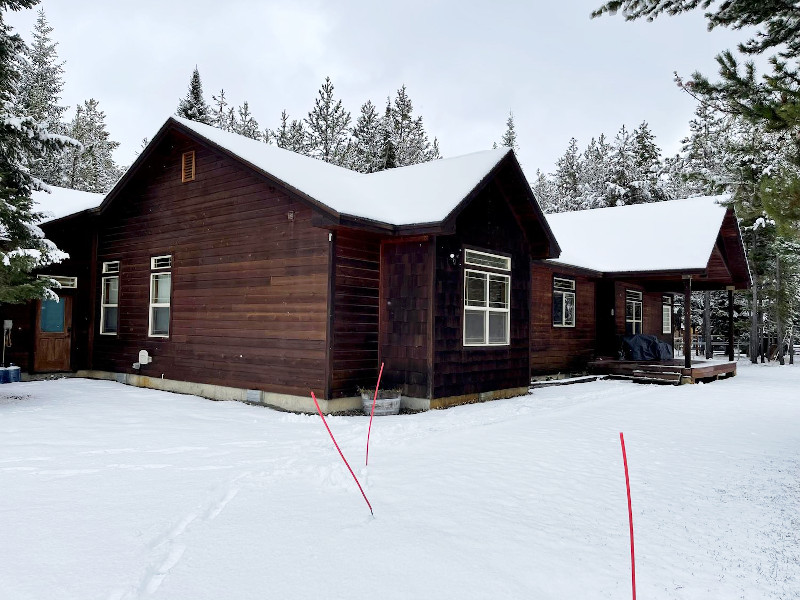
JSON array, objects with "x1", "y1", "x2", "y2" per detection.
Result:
[{"x1": 107, "y1": 472, "x2": 250, "y2": 600}]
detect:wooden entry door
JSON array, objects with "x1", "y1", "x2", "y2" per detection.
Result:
[{"x1": 34, "y1": 296, "x2": 72, "y2": 372}]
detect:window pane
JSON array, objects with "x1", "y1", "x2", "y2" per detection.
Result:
[
  {"x1": 103, "y1": 307, "x2": 118, "y2": 334},
  {"x1": 488, "y1": 312, "x2": 508, "y2": 344},
  {"x1": 104, "y1": 277, "x2": 119, "y2": 304},
  {"x1": 488, "y1": 275, "x2": 508, "y2": 309},
  {"x1": 626, "y1": 300, "x2": 634, "y2": 321},
  {"x1": 564, "y1": 292, "x2": 576, "y2": 326},
  {"x1": 465, "y1": 272, "x2": 486, "y2": 307},
  {"x1": 553, "y1": 291, "x2": 564, "y2": 325},
  {"x1": 465, "y1": 250, "x2": 510, "y2": 271},
  {"x1": 40, "y1": 299, "x2": 65, "y2": 332},
  {"x1": 662, "y1": 305, "x2": 672, "y2": 333},
  {"x1": 151, "y1": 306, "x2": 170, "y2": 335},
  {"x1": 464, "y1": 309, "x2": 485, "y2": 344},
  {"x1": 152, "y1": 273, "x2": 171, "y2": 303},
  {"x1": 634, "y1": 302, "x2": 642, "y2": 321}
]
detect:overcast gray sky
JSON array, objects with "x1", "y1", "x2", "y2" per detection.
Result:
[{"x1": 8, "y1": 1, "x2": 752, "y2": 178}]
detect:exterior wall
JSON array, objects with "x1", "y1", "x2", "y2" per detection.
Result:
[
  {"x1": 92, "y1": 131, "x2": 330, "y2": 398},
  {"x1": 613, "y1": 281, "x2": 672, "y2": 343},
  {"x1": 530, "y1": 263, "x2": 597, "y2": 374},
  {"x1": 379, "y1": 238, "x2": 433, "y2": 399},
  {"x1": 432, "y1": 178, "x2": 531, "y2": 399},
  {"x1": 329, "y1": 229, "x2": 381, "y2": 398}
]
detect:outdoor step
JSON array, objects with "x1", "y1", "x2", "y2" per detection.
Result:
[{"x1": 632, "y1": 370, "x2": 682, "y2": 381}]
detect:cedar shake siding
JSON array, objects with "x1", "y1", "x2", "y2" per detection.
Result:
[
  {"x1": 328, "y1": 229, "x2": 382, "y2": 398},
  {"x1": 379, "y1": 238, "x2": 434, "y2": 399},
  {"x1": 92, "y1": 131, "x2": 330, "y2": 398},
  {"x1": 530, "y1": 263, "x2": 597, "y2": 374},
  {"x1": 432, "y1": 179, "x2": 531, "y2": 400}
]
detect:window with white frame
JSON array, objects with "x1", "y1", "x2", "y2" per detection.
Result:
[
  {"x1": 463, "y1": 250, "x2": 510, "y2": 346},
  {"x1": 149, "y1": 255, "x2": 171, "y2": 337},
  {"x1": 662, "y1": 295, "x2": 673, "y2": 334},
  {"x1": 100, "y1": 275, "x2": 119, "y2": 335},
  {"x1": 102, "y1": 261, "x2": 120, "y2": 274},
  {"x1": 552, "y1": 277, "x2": 576, "y2": 327},
  {"x1": 625, "y1": 290, "x2": 643, "y2": 335}
]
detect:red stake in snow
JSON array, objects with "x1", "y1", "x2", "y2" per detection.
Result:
[
  {"x1": 620, "y1": 432, "x2": 636, "y2": 600},
  {"x1": 311, "y1": 391, "x2": 373, "y2": 516},
  {"x1": 365, "y1": 362, "x2": 385, "y2": 466}
]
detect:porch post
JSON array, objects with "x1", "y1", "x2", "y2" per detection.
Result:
[
  {"x1": 683, "y1": 275, "x2": 692, "y2": 369},
  {"x1": 727, "y1": 286, "x2": 735, "y2": 362}
]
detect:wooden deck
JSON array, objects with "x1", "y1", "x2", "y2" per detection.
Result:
[{"x1": 587, "y1": 357, "x2": 737, "y2": 385}]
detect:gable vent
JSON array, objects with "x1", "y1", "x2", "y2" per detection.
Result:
[{"x1": 181, "y1": 151, "x2": 195, "y2": 182}]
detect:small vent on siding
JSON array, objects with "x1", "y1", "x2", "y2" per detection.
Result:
[{"x1": 181, "y1": 151, "x2": 195, "y2": 182}]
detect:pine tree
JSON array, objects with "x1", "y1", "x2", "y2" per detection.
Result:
[
  {"x1": 272, "y1": 110, "x2": 307, "y2": 154},
  {"x1": 17, "y1": 8, "x2": 67, "y2": 185},
  {"x1": 388, "y1": 86, "x2": 434, "y2": 166},
  {"x1": 305, "y1": 76, "x2": 351, "y2": 165},
  {"x1": 1, "y1": 0, "x2": 75, "y2": 304},
  {"x1": 349, "y1": 100, "x2": 383, "y2": 173},
  {"x1": 232, "y1": 101, "x2": 261, "y2": 140},
  {"x1": 553, "y1": 137, "x2": 582, "y2": 204},
  {"x1": 62, "y1": 98, "x2": 121, "y2": 193},
  {"x1": 630, "y1": 121, "x2": 669, "y2": 203},
  {"x1": 378, "y1": 99, "x2": 397, "y2": 171},
  {"x1": 531, "y1": 169, "x2": 562, "y2": 213},
  {"x1": 210, "y1": 89, "x2": 232, "y2": 131},
  {"x1": 578, "y1": 134, "x2": 612, "y2": 209},
  {"x1": 499, "y1": 111, "x2": 519, "y2": 152},
  {"x1": 176, "y1": 67, "x2": 211, "y2": 125}
]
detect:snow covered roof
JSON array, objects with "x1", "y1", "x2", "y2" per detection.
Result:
[
  {"x1": 172, "y1": 117, "x2": 510, "y2": 226},
  {"x1": 32, "y1": 186, "x2": 105, "y2": 223},
  {"x1": 545, "y1": 195, "x2": 731, "y2": 273}
]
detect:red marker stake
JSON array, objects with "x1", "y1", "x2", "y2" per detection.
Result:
[
  {"x1": 311, "y1": 391, "x2": 373, "y2": 516},
  {"x1": 620, "y1": 432, "x2": 636, "y2": 600},
  {"x1": 365, "y1": 362, "x2": 385, "y2": 466}
]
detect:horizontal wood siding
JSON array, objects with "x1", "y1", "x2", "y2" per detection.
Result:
[
  {"x1": 329, "y1": 229, "x2": 381, "y2": 398},
  {"x1": 379, "y1": 238, "x2": 433, "y2": 399},
  {"x1": 433, "y1": 178, "x2": 531, "y2": 399},
  {"x1": 613, "y1": 281, "x2": 671, "y2": 344},
  {"x1": 92, "y1": 132, "x2": 330, "y2": 397},
  {"x1": 530, "y1": 264, "x2": 597, "y2": 374}
]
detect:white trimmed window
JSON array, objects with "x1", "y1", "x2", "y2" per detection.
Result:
[
  {"x1": 149, "y1": 256, "x2": 172, "y2": 337},
  {"x1": 552, "y1": 277, "x2": 576, "y2": 327},
  {"x1": 102, "y1": 261, "x2": 120, "y2": 274},
  {"x1": 37, "y1": 274, "x2": 78, "y2": 288},
  {"x1": 463, "y1": 249, "x2": 511, "y2": 347},
  {"x1": 662, "y1": 295, "x2": 673, "y2": 334},
  {"x1": 100, "y1": 275, "x2": 119, "y2": 335},
  {"x1": 626, "y1": 290, "x2": 643, "y2": 335}
]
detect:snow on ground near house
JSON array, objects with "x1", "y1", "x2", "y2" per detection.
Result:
[
  {"x1": 546, "y1": 195, "x2": 731, "y2": 273},
  {"x1": 1, "y1": 362, "x2": 798, "y2": 599}
]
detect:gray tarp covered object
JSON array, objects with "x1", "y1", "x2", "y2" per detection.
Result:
[{"x1": 621, "y1": 334, "x2": 673, "y2": 361}]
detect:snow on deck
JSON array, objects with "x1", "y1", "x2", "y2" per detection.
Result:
[
  {"x1": 1, "y1": 361, "x2": 798, "y2": 599},
  {"x1": 31, "y1": 186, "x2": 104, "y2": 222},
  {"x1": 545, "y1": 195, "x2": 730, "y2": 272},
  {"x1": 174, "y1": 117, "x2": 509, "y2": 226}
]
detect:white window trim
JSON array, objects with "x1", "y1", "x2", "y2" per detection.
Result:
[
  {"x1": 662, "y1": 295, "x2": 673, "y2": 334},
  {"x1": 102, "y1": 261, "x2": 120, "y2": 274},
  {"x1": 151, "y1": 255, "x2": 172, "y2": 270},
  {"x1": 148, "y1": 271, "x2": 171, "y2": 338},
  {"x1": 552, "y1": 277, "x2": 576, "y2": 328},
  {"x1": 37, "y1": 274, "x2": 78, "y2": 289},
  {"x1": 626, "y1": 290, "x2": 643, "y2": 335},
  {"x1": 463, "y1": 268, "x2": 511, "y2": 347},
  {"x1": 100, "y1": 275, "x2": 119, "y2": 335},
  {"x1": 464, "y1": 248, "x2": 511, "y2": 271}
]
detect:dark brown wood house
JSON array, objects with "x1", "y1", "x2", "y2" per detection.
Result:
[
  {"x1": 2, "y1": 116, "x2": 560, "y2": 411},
  {"x1": 530, "y1": 197, "x2": 751, "y2": 382}
]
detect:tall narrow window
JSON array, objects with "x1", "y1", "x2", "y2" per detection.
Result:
[
  {"x1": 100, "y1": 275, "x2": 119, "y2": 335},
  {"x1": 552, "y1": 277, "x2": 576, "y2": 327},
  {"x1": 662, "y1": 295, "x2": 673, "y2": 334},
  {"x1": 463, "y1": 249, "x2": 511, "y2": 347},
  {"x1": 181, "y1": 151, "x2": 195, "y2": 183},
  {"x1": 626, "y1": 290, "x2": 643, "y2": 335},
  {"x1": 149, "y1": 255, "x2": 171, "y2": 337}
]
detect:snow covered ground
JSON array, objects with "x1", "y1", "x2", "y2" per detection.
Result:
[{"x1": 1, "y1": 361, "x2": 798, "y2": 599}]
